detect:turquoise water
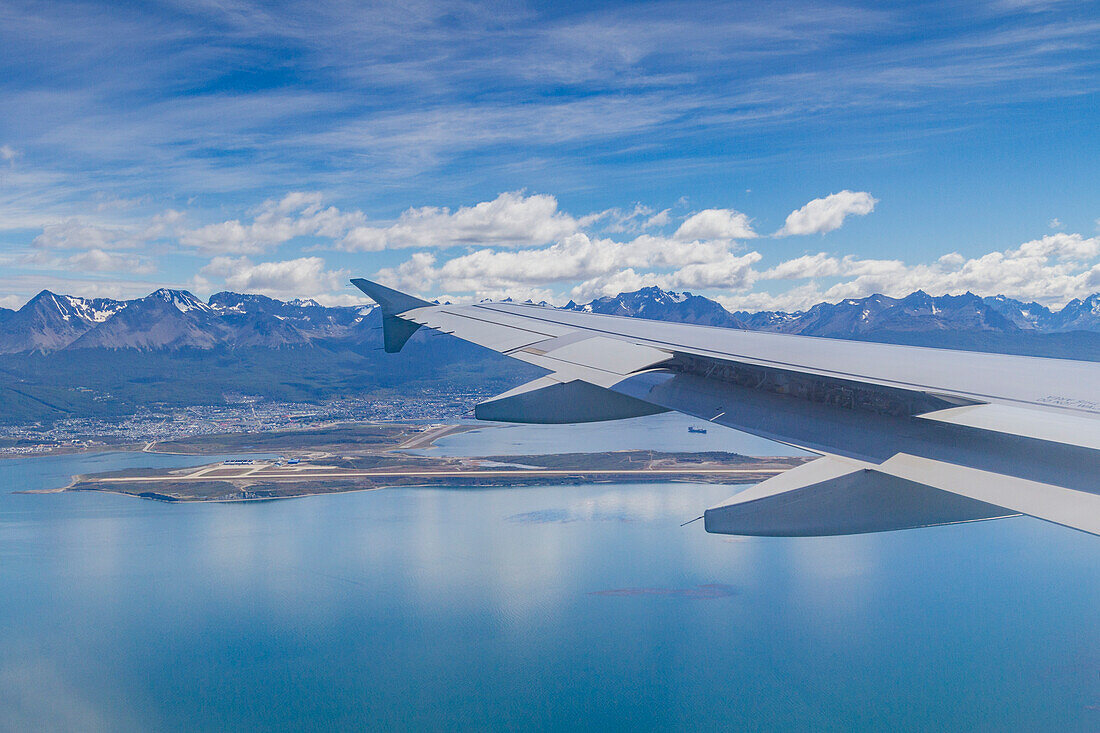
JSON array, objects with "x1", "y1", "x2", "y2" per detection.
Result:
[{"x1": 1, "y1": 436, "x2": 1098, "y2": 731}]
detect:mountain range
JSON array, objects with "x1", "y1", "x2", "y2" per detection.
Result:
[
  {"x1": 1, "y1": 285, "x2": 1096, "y2": 427},
  {"x1": 3, "y1": 286, "x2": 1099, "y2": 355},
  {"x1": 568, "y1": 286, "x2": 1100, "y2": 336}
]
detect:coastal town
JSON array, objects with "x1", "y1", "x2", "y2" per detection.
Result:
[{"x1": 0, "y1": 388, "x2": 493, "y2": 456}]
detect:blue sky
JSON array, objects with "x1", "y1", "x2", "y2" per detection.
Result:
[{"x1": 1, "y1": 0, "x2": 1098, "y2": 310}]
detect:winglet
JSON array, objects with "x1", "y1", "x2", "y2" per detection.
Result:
[
  {"x1": 350, "y1": 278, "x2": 432, "y2": 314},
  {"x1": 350, "y1": 278, "x2": 433, "y2": 353}
]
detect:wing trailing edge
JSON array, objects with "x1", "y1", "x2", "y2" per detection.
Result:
[{"x1": 704, "y1": 456, "x2": 1018, "y2": 537}]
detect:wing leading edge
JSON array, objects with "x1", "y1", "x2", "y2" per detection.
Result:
[{"x1": 351, "y1": 278, "x2": 1100, "y2": 537}]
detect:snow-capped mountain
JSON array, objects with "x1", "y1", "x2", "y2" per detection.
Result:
[
  {"x1": 565, "y1": 286, "x2": 745, "y2": 328},
  {"x1": 571, "y1": 288, "x2": 1049, "y2": 336},
  {"x1": 0, "y1": 290, "x2": 126, "y2": 353},
  {"x1": 756, "y1": 291, "x2": 1019, "y2": 336},
  {"x1": 68, "y1": 289, "x2": 226, "y2": 351},
  {"x1": 0, "y1": 286, "x2": 1097, "y2": 354},
  {"x1": 1049, "y1": 293, "x2": 1100, "y2": 332},
  {"x1": 207, "y1": 291, "x2": 367, "y2": 337}
]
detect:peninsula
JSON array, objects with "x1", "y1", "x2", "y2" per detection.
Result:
[{"x1": 56, "y1": 422, "x2": 809, "y2": 502}]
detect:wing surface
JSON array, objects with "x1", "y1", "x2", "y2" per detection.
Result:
[{"x1": 351, "y1": 279, "x2": 1100, "y2": 537}]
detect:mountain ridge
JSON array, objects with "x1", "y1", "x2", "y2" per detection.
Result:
[{"x1": 1, "y1": 285, "x2": 1098, "y2": 355}]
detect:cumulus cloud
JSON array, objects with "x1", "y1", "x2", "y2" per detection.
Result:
[
  {"x1": 198, "y1": 256, "x2": 348, "y2": 300},
  {"x1": 1007, "y1": 232, "x2": 1099, "y2": 261},
  {"x1": 777, "y1": 190, "x2": 877, "y2": 236},
  {"x1": 374, "y1": 217, "x2": 1100, "y2": 312},
  {"x1": 674, "y1": 208, "x2": 757, "y2": 240},
  {"x1": 0, "y1": 144, "x2": 17, "y2": 165},
  {"x1": 566, "y1": 252, "x2": 762, "y2": 302},
  {"x1": 180, "y1": 192, "x2": 364, "y2": 254},
  {"x1": 728, "y1": 232, "x2": 1100, "y2": 311},
  {"x1": 339, "y1": 191, "x2": 579, "y2": 251},
  {"x1": 373, "y1": 231, "x2": 744, "y2": 298},
  {"x1": 761, "y1": 252, "x2": 846, "y2": 280}
]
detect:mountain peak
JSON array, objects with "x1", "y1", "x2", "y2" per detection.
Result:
[
  {"x1": 569, "y1": 285, "x2": 742, "y2": 328},
  {"x1": 147, "y1": 288, "x2": 213, "y2": 313}
]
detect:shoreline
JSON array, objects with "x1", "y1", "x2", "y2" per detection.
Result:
[
  {"x1": 57, "y1": 455, "x2": 806, "y2": 503},
  {"x1": 7, "y1": 420, "x2": 809, "y2": 504}
]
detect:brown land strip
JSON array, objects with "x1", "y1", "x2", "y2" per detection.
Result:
[{"x1": 17, "y1": 420, "x2": 811, "y2": 502}]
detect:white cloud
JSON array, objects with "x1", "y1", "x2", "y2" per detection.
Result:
[
  {"x1": 198, "y1": 256, "x2": 348, "y2": 300},
  {"x1": 1007, "y1": 232, "x2": 1099, "y2": 261},
  {"x1": 339, "y1": 191, "x2": 579, "y2": 251},
  {"x1": 591, "y1": 204, "x2": 672, "y2": 234},
  {"x1": 567, "y1": 252, "x2": 762, "y2": 302},
  {"x1": 0, "y1": 144, "x2": 17, "y2": 165},
  {"x1": 762, "y1": 252, "x2": 844, "y2": 280},
  {"x1": 645, "y1": 209, "x2": 671, "y2": 229},
  {"x1": 777, "y1": 190, "x2": 877, "y2": 236},
  {"x1": 31, "y1": 220, "x2": 145, "y2": 250},
  {"x1": 1048, "y1": 217, "x2": 1063, "y2": 229},
  {"x1": 715, "y1": 283, "x2": 832, "y2": 313},
  {"x1": 21, "y1": 248, "x2": 156, "y2": 275},
  {"x1": 180, "y1": 192, "x2": 365, "y2": 254},
  {"x1": 674, "y1": 208, "x2": 757, "y2": 240},
  {"x1": 374, "y1": 216, "x2": 1100, "y2": 312},
  {"x1": 740, "y1": 232, "x2": 1100, "y2": 310},
  {"x1": 27, "y1": 210, "x2": 184, "y2": 254},
  {"x1": 373, "y1": 231, "x2": 744, "y2": 298}
]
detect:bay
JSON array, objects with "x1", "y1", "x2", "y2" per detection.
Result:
[{"x1": 0, "y1": 429, "x2": 1097, "y2": 732}]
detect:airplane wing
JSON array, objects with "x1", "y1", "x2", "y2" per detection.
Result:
[{"x1": 352, "y1": 278, "x2": 1100, "y2": 537}]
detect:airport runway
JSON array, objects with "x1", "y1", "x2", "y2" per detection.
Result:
[{"x1": 89, "y1": 466, "x2": 792, "y2": 483}]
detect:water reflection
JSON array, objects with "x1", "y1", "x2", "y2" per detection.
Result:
[{"x1": 1, "y1": 448, "x2": 1098, "y2": 731}]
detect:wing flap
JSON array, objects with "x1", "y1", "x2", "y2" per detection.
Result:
[
  {"x1": 917, "y1": 403, "x2": 1100, "y2": 451},
  {"x1": 878, "y1": 453, "x2": 1100, "y2": 536},
  {"x1": 704, "y1": 457, "x2": 1017, "y2": 537},
  {"x1": 475, "y1": 374, "x2": 668, "y2": 424}
]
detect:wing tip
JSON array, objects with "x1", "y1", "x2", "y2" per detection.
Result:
[{"x1": 350, "y1": 278, "x2": 432, "y2": 314}]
